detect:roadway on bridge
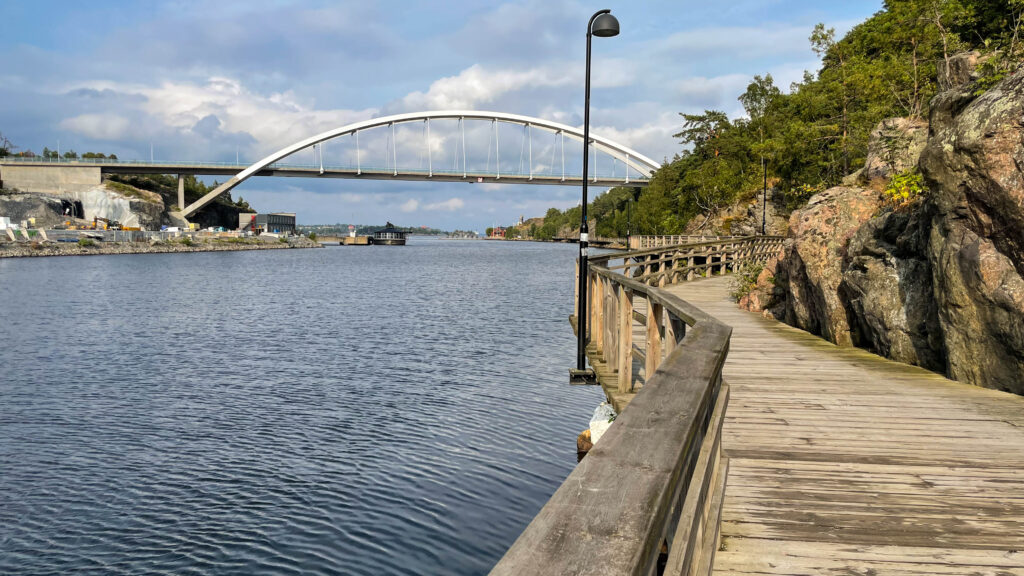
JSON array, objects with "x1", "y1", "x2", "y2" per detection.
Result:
[{"x1": 665, "y1": 276, "x2": 1024, "y2": 575}]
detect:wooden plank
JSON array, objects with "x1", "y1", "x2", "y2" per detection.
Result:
[
  {"x1": 604, "y1": 278, "x2": 618, "y2": 370},
  {"x1": 618, "y1": 286, "x2": 633, "y2": 393},
  {"x1": 593, "y1": 274, "x2": 604, "y2": 354},
  {"x1": 665, "y1": 384, "x2": 730, "y2": 575},
  {"x1": 655, "y1": 276, "x2": 1024, "y2": 576},
  {"x1": 646, "y1": 301, "x2": 663, "y2": 379},
  {"x1": 490, "y1": 313, "x2": 731, "y2": 576}
]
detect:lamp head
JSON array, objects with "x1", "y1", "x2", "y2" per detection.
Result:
[{"x1": 591, "y1": 12, "x2": 619, "y2": 37}]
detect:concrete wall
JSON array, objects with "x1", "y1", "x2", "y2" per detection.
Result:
[{"x1": 0, "y1": 165, "x2": 102, "y2": 194}]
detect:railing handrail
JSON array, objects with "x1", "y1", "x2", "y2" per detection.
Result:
[
  {"x1": 628, "y1": 234, "x2": 748, "y2": 250},
  {"x1": 491, "y1": 236, "x2": 792, "y2": 575}
]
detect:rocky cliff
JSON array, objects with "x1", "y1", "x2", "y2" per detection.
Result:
[
  {"x1": 0, "y1": 182, "x2": 165, "y2": 229},
  {"x1": 741, "y1": 60, "x2": 1024, "y2": 394}
]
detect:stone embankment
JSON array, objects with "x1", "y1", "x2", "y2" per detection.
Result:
[
  {"x1": 739, "y1": 55, "x2": 1024, "y2": 395},
  {"x1": 0, "y1": 236, "x2": 321, "y2": 258}
]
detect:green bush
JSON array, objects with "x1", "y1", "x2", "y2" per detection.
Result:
[
  {"x1": 884, "y1": 170, "x2": 926, "y2": 207},
  {"x1": 78, "y1": 238, "x2": 95, "y2": 247}
]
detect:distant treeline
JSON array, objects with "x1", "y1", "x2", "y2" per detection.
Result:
[
  {"x1": 538, "y1": 0, "x2": 1024, "y2": 237},
  {"x1": 0, "y1": 135, "x2": 120, "y2": 161}
]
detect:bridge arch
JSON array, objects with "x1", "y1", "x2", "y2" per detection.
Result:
[{"x1": 181, "y1": 110, "x2": 661, "y2": 218}]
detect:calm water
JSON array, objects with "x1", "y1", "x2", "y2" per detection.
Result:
[{"x1": 0, "y1": 238, "x2": 602, "y2": 575}]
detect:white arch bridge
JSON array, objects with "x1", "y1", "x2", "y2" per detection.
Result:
[{"x1": 0, "y1": 111, "x2": 661, "y2": 219}]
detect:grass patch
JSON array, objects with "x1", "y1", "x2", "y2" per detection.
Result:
[{"x1": 78, "y1": 238, "x2": 95, "y2": 247}]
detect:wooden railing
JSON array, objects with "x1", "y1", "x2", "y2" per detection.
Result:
[
  {"x1": 618, "y1": 236, "x2": 786, "y2": 287},
  {"x1": 491, "y1": 236, "x2": 784, "y2": 576},
  {"x1": 629, "y1": 234, "x2": 745, "y2": 250}
]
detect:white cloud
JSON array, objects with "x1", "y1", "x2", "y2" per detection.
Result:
[
  {"x1": 395, "y1": 62, "x2": 633, "y2": 113},
  {"x1": 398, "y1": 64, "x2": 573, "y2": 111},
  {"x1": 424, "y1": 197, "x2": 464, "y2": 211},
  {"x1": 62, "y1": 77, "x2": 378, "y2": 158},
  {"x1": 58, "y1": 113, "x2": 133, "y2": 141},
  {"x1": 399, "y1": 198, "x2": 419, "y2": 212}
]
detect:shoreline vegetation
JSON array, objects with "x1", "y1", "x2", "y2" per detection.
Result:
[
  {"x1": 523, "y1": 0, "x2": 1024, "y2": 240},
  {"x1": 0, "y1": 236, "x2": 322, "y2": 259}
]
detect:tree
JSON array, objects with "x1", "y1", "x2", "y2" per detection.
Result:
[
  {"x1": 739, "y1": 74, "x2": 781, "y2": 229},
  {"x1": 811, "y1": 23, "x2": 854, "y2": 174},
  {"x1": 528, "y1": 0, "x2": 1023, "y2": 236},
  {"x1": 485, "y1": 227, "x2": 494, "y2": 237},
  {"x1": 674, "y1": 110, "x2": 731, "y2": 157},
  {"x1": 0, "y1": 132, "x2": 14, "y2": 157}
]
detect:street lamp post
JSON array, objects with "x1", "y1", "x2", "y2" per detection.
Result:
[
  {"x1": 761, "y1": 157, "x2": 767, "y2": 235},
  {"x1": 571, "y1": 8, "x2": 619, "y2": 384}
]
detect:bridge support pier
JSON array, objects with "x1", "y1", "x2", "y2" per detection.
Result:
[{"x1": 177, "y1": 175, "x2": 185, "y2": 211}]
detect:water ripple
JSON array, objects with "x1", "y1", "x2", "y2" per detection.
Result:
[{"x1": 0, "y1": 239, "x2": 603, "y2": 575}]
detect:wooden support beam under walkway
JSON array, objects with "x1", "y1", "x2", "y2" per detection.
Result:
[{"x1": 665, "y1": 276, "x2": 1024, "y2": 575}]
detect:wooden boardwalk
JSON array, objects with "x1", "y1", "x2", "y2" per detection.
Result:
[{"x1": 664, "y1": 276, "x2": 1024, "y2": 576}]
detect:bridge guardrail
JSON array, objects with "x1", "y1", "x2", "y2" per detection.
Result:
[
  {"x1": 491, "y1": 235, "x2": 784, "y2": 576},
  {"x1": 0, "y1": 156, "x2": 651, "y2": 183}
]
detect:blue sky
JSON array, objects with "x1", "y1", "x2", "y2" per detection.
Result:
[{"x1": 0, "y1": 0, "x2": 882, "y2": 230}]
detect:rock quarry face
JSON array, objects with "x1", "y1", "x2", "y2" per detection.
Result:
[
  {"x1": 0, "y1": 192, "x2": 67, "y2": 227},
  {"x1": 919, "y1": 67, "x2": 1024, "y2": 392},
  {"x1": 742, "y1": 64, "x2": 1024, "y2": 394},
  {"x1": 0, "y1": 182, "x2": 166, "y2": 230},
  {"x1": 68, "y1": 184, "x2": 165, "y2": 229}
]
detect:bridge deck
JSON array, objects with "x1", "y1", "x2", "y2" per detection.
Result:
[{"x1": 663, "y1": 276, "x2": 1024, "y2": 575}]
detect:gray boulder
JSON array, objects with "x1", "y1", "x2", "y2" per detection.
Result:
[
  {"x1": 919, "y1": 67, "x2": 1024, "y2": 393},
  {"x1": 840, "y1": 208, "x2": 945, "y2": 371}
]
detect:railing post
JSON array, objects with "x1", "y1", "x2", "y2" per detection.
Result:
[
  {"x1": 574, "y1": 259, "x2": 580, "y2": 320},
  {"x1": 605, "y1": 278, "x2": 618, "y2": 369},
  {"x1": 618, "y1": 286, "x2": 633, "y2": 393},
  {"x1": 665, "y1": 312, "x2": 678, "y2": 357},
  {"x1": 589, "y1": 272, "x2": 598, "y2": 347},
  {"x1": 594, "y1": 274, "x2": 605, "y2": 354},
  {"x1": 646, "y1": 301, "x2": 663, "y2": 379}
]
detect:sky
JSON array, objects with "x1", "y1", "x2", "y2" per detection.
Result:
[{"x1": 0, "y1": 0, "x2": 883, "y2": 230}]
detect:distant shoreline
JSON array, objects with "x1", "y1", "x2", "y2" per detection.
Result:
[{"x1": 0, "y1": 237, "x2": 322, "y2": 259}]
